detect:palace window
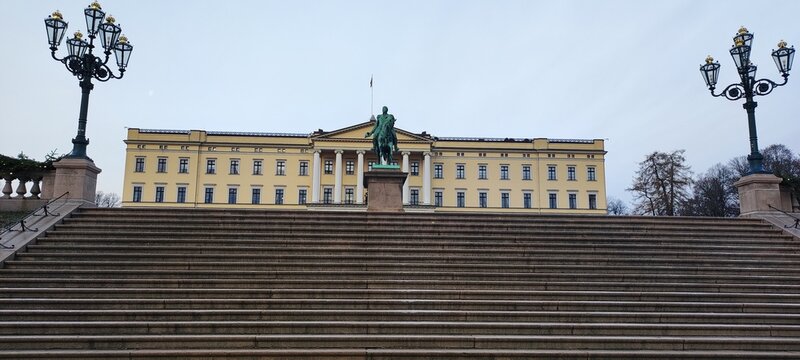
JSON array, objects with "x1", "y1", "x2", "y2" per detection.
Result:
[
  {"x1": 132, "y1": 186, "x2": 142, "y2": 202},
  {"x1": 177, "y1": 186, "x2": 186, "y2": 203},
  {"x1": 434, "y1": 164, "x2": 443, "y2": 179},
  {"x1": 589, "y1": 194, "x2": 597, "y2": 209},
  {"x1": 523, "y1": 193, "x2": 532, "y2": 209},
  {"x1": 478, "y1": 165, "x2": 487, "y2": 180},
  {"x1": 178, "y1": 158, "x2": 189, "y2": 173},
  {"x1": 434, "y1": 191, "x2": 443, "y2": 207},
  {"x1": 479, "y1": 192, "x2": 488, "y2": 208},
  {"x1": 324, "y1": 160, "x2": 333, "y2": 174},
  {"x1": 500, "y1": 165, "x2": 509, "y2": 180},
  {"x1": 346, "y1": 160, "x2": 355, "y2": 175},
  {"x1": 230, "y1": 160, "x2": 239, "y2": 175},
  {"x1": 155, "y1": 186, "x2": 165, "y2": 203},
  {"x1": 323, "y1": 188, "x2": 333, "y2": 204},
  {"x1": 299, "y1": 161, "x2": 309, "y2": 176},
  {"x1": 252, "y1": 188, "x2": 261, "y2": 204},
  {"x1": 204, "y1": 188, "x2": 214, "y2": 203},
  {"x1": 569, "y1": 193, "x2": 577, "y2": 209},
  {"x1": 549, "y1": 193, "x2": 557, "y2": 209},
  {"x1": 456, "y1": 164, "x2": 465, "y2": 179},
  {"x1": 588, "y1": 167, "x2": 597, "y2": 181},
  {"x1": 368, "y1": 161, "x2": 374, "y2": 171},
  {"x1": 548, "y1": 165, "x2": 556, "y2": 180},
  {"x1": 206, "y1": 159, "x2": 216, "y2": 174},
  {"x1": 522, "y1": 165, "x2": 531, "y2": 180},
  {"x1": 298, "y1": 189, "x2": 307, "y2": 204},
  {"x1": 253, "y1": 160, "x2": 263, "y2": 175},
  {"x1": 134, "y1": 157, "x2": 145, "y2": 172},
  {"x1": 457, "y1": 191, "x2": 465, "y2": 208},
  {"x1": 410, "y1": 189, "x2": 419, "y2": 205},
  {"x1": 501, "y1": 192, "x2": 510, "y2": 208},
  {"x1": 228, "y1": 188, "x2": 237, "y2": 204},
  {"x1": 276, "y1": 160, "x2": 286, "y2": 176},
  {"x1": 157, "y1": 158, "x2": 167, "y2": 173},
  {"x1": 345, "y1": 188, "x2": 355, "y2": 204},
  {"x1": 411, "y1": 161, "x2": 419, "y2": 176},
  {"x1": 567, "y1": 166, "x2": 576, "y2": 181},
  {"x1": 275, "y1": 188, "x2": 284, "y2": 205}
]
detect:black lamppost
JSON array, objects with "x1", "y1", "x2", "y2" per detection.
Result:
[
  {"x1": 700, "y1": 27, "x2": 794, "y2": 174},
  {"x1": 44, "y1": 1, "x2": 133, "y2": 160}
]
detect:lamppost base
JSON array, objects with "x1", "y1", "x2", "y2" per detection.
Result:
[
  {"x1": 65, "y1": 138, "x2": 91, "y2": 160},
  {"x1": 51, "y1": 158, "x2": 102, "y2": 206}
]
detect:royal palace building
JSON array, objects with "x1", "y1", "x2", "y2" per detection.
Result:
[{"x1": 122, "y1": 120, "x2": 607, "y2": 213}]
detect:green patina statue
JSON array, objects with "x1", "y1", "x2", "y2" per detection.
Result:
[{"x1": 365, "y1": 106, "x2": 399, "y2": 165}]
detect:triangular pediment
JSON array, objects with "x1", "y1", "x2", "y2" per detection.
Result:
[{"x1": 312, "y1": 121, "x2": 432, "y2": 143}]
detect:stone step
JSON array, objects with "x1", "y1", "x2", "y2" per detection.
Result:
[
  {"x1": 3, "y1": 298, "x2": 797, "y2": 313},
  {"x1": 2, "y1": 309, "x2": 798, "y2": 324},
  {"x1": 3, "y1": 268, "x2": 795, "y2": 283},
  {"x1": 1, "y1": 348, "x2": 799, "y2": 360},
  {"x1": 2, "y1": 288, "x2": 799, "y2": 303},
  {"x1": 5, "y1": 260, "x2": 799, "y2": 276},
  {"x1": 13, "y1": 252, "x2": 800, "y2": 268},
  {"x1": 22, "y1": 244, "x2": 800, "y2": 261},
  {"x1": 2, "y1": 277, "x2": 799, "y2": 293},
  {"x1": 57, "y1": 218, "x2": 780, "y2": 235},
  {"x1": 2, "y1": 321, "x2": 800, "y2": 337},
  {"x1": 45, "y1": 226, "x2": 789, "y2": 240},
  {"x1": 30, "y1": 238, "x2": 800, "y2": 253}
]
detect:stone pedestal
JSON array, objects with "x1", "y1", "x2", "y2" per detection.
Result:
[
  {"x1": 52, "y1": 158, "x2": 102, "y2": 206},
  {"x1": 364, "y1": 168, "x2": 408, "y2": 212},
  {"x1": 734, "y1": 173, "x2": 784, "y2": 216}
]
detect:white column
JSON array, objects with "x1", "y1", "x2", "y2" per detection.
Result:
[
  {"x1": 422, "y1": 152, "x2": 431, "y2": 205},
  {"x1": 334, "y1": 150, "x2": 343, "y2": 204},
  {"x1": 402, "y1": 152, "x2": 410, "y2": 204},
  {"x1": 311, "y1": 150, "x2": 321, "y2": 203},
  {"x1": 356, "y1": 150, "x2": 365, "y2": 204}
]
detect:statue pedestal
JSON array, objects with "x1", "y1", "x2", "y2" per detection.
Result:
[
  {"x1": 52, "y1": 158, "x2": 101, "y2": 206},
  {"x1": 364, "y1": 167, "x2": 407, "y2": 212},
  {"x1": 734, "y1": 173, "x2": 785, "y2": 216}
]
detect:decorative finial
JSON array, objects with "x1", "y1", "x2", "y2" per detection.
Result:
[
  {"x1": 738, "y1": 26, "x2": 748, "y2": 34},
  {"x1": 105, "y1": 15, "x2": 115, "y2": 24},
  {"x1": 74, "y1": 31, "x2": 84, "y2": 40},
  {"x1": 89, "y1": 1, "x2": 102, "y2": 10},
  {"x1": 734, "y1": 38, "x2": 745, "y2": 47},
  {"x1": 705, "y1": 55, "x2": 715, "y2": 64},
  {"x1": 50, "y1": 10, "x2": 63, "y2": 20},
  {"x1": 118, "y1": 34, "x2": 128, "y2": 44},
  {"x1": 778, "y1": 40, "x2": 788, "y2": 49}
]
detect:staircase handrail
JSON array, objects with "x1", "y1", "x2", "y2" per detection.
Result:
[
  {"x1": 0, "y1": 191, "x2": 69, "y2": 248},
  {"x1": 768, "y1": 204, "x2": 800, "y2": 229}
]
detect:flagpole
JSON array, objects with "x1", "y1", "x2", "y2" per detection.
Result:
[{"x1": 370, "y1": 75, "x2": 374, "y2": 116}]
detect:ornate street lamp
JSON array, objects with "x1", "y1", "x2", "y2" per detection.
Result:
[
  {"x1": 700, "y1": 27, "x2": 794, "y2": 174},
  {"x1": 44, "y1": 2, "x2": 133, "y2": 160}
]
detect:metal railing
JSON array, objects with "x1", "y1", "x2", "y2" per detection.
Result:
[
  {"x1": 0, "y1": 192, "x2": 69, "y2": 249},
  {"x1": 768, "y1": 204, "x2": 800, "y2": 229}
]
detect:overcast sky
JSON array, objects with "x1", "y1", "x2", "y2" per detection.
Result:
[{"x1": 1, "y1": 0, "x2": 798, "y2": 205}]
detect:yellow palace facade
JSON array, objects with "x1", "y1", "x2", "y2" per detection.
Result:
[{"x1": 122, "y1": 121, "x2": 607, "y2": 213}]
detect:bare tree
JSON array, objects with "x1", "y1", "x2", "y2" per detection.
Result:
[
  {"x1": 606, "y1": 197, "x2": 629, "y2": 215},
  {"x1": 683, "y1": 164, "x2": 739, "y2": 217},
  {"x1": 627, "y1": 150, "x2": 692, "y2": 216},
  {"x1": 95, "y1": 191, "x2": 121, "y2": 208}
]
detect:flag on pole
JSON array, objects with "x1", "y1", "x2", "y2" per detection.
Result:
[{"x1": 370, "y1": 75, "x2": 373, "y2": 88}]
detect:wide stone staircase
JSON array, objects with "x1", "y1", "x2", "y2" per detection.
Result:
[{"x1": 0, "y1": 208, "x2": 799, "y2": 359}]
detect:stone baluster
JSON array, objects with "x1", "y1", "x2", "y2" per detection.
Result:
[
  {"x1": 29, "y1": 179, "x2": 42, "y2": 199},
  {"x1": 15, "y1": 181, "x2": 28, "y2": 199},
  {"x1": 2, "y1": 178, "x2": 13, "y2": 199}
]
